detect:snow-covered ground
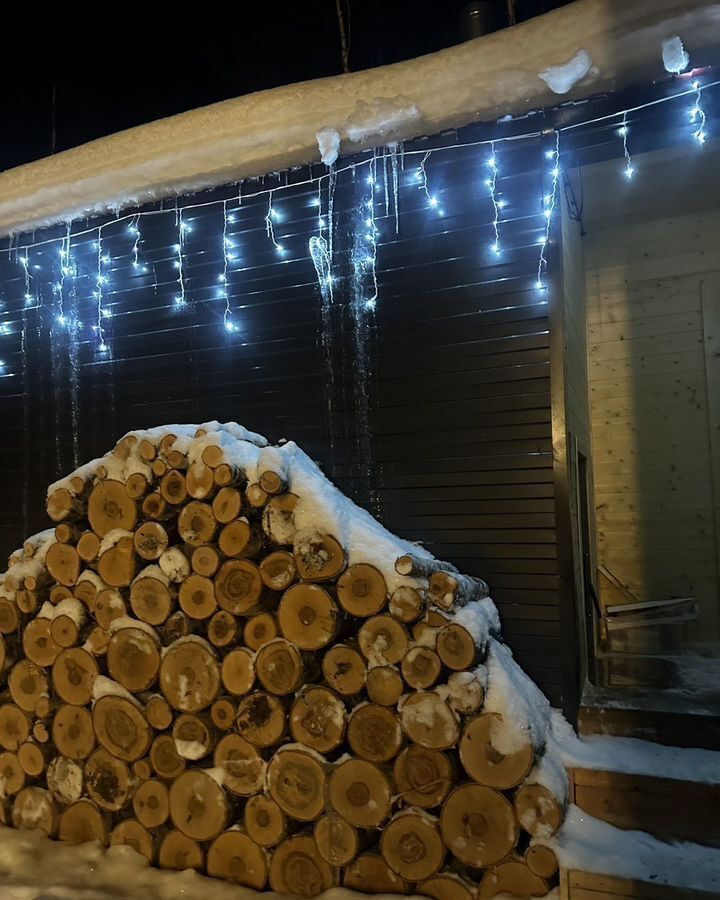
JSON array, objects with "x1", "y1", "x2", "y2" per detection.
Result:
[
  {"x1": 1, "y1": 809, "x2": 718, "y2": 899},
  {"x1": 0, "y1": 0, "x2": 717, "y2": 235}
]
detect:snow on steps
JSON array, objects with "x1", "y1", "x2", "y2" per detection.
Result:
[
  {"x1": 578, "y1": 701, "x2": 720, "y2": 752},
  {"x1": 552, "y1": 807, "x2": 720, "y2": 899},
  {"x1": 552, "y1": 710, "x2": 720, "y2": 847}
]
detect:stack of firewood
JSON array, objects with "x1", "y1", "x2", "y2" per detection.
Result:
[{"x1": 0, "y1": 427, "x2": 564, "y2": 899}]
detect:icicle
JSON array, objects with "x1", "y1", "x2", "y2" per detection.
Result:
[
  {"x1": 311, "y1": 176, "x2": 337, "y2": 467},
  {"x1": 327, "y1": 165, "x2": 337, "y2": 268},
  {"x1": 309, "y1": 236, "x2": 332, "y2": 304},
  {"x1": 52, "y1": 236, "x2": 68, "y2": 477},
  {"x1": 20, "y1": 290, "x2": 29, "y2": 535},
  {"x1": 383, "y1": 148, "x2": 390, "y2": 217},
  {"x1": 350, "y1": 157, "x2": 381, "y2": 517},
  {"x1": 67, "y1": 259, "x2": 80, "y2": 469},
  {"x1": 389, "y1": 142, "x2": 400, "y2": 234}
]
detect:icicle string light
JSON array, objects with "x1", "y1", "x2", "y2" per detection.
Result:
[
  {"x1": 537, "y1": 130, "x2": 561, "y2": 291},
  {"x1": 486, "y1": 141, "x2": 501, "y2": 255},
  {"x1": 55, "y1": 226, "x2": 71, "y2": 327},
  {"x1": 221, "y1": 200, "x2": 236, "y2": 333},
  {"x1": 618, "y1": 111, "x2": 634, "y2": 179},
  {"x1": 265, "y1": 191, "x2": 284, "y2": 252},
  {"x1": 6, "y1": 74, "x2": 719, "y2": 265},
  {"x1": 20, "y1": 251, "x2": 33, "y2": 307},
  {"x1": 0, "y1": 75, "x2": 716, "y2": 363},
  {"x1": 175, "y1": 210, "x2": 186, "y2": 308},
  {"x1": 95, "y1": 227, "x2": 108, "y2": 351},
  {"x1": 690, "y1": 79, "x2": 707, "y2": 145},
  {"x1": 364, "y1": 151, "x2": 379, "y2": 311},
  {"x1": 129, "y1": 214, "x2": 141, "y2": 269},
  {"x1": 418, "y1": 150, "x2": 441, "y2": 213}
]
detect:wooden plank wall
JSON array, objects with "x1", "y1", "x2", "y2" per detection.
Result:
[
  {"x1": 558, "y1": 200, "x2": 596, "y2": 686},
  {"x1": 584, "y1": 209, "x2": 720, "y2": 638},
  {"x1": 0, "y1": 134, "x2": 570, "y2": 705}
]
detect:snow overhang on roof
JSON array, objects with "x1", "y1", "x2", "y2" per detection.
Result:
[{"x1": 0, "y1": 0, "x2": 718, "y2": 237}]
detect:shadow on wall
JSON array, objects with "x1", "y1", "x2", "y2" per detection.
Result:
[{"x1": 581, "y1": 142, "x2": 720, "y2": 670}]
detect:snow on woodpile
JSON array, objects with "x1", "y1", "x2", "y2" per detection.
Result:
[
  {"x1": 0, "y1": 0, "x2": 717, "y2": 235},
  {"x1": 0, "y1": 420, "x2": 570, "y2": 897}
]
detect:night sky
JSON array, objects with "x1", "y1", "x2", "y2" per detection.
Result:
[{"x1": 2, "y1": 0, "x2": 571, "y2": 172}]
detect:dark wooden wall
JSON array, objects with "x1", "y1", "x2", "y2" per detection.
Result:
[{"x1": 0, "y1": 130, "x2": 568, "y2": 706}]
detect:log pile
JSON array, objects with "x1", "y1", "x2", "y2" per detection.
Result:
[{"x1": 0, "y1": 425, "x2": 564, "y2": 898}]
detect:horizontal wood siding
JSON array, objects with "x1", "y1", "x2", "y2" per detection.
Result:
[{"x1": 0, "y1": 134, "x2": 564, "y2": 703}]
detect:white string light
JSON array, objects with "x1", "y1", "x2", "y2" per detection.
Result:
[
  {"x1": 128, "y1": 214, "x2": 142, "y2": 269},
  {"x1": 174, "y1": 209, "x2": 186, "y2": 308},
  {"x1": 19, "y1": 251, "x2": 33, "y2": 307},
  {"x1": 486, "y1": 141, "x2": 501, "y2": 255},
  {"x1": 690, "y1": 79, "x2": 707, "y2": 145},
  {"x1": 537, "y1": 130, "x2": 560, "y2": 291},
  {"x1": 95, "y1": 226, "x2": 109, "y2": 351},
  {"x1": 221, "y1": 200, "x2": 237, "y2": 333},
  {"x1": 618, "y1": 110, "x2": 634, "y2": 179},
  {"x1": 0, "y1": 76, "x2": 715, "y2": 355},
  {"x1": 265, "y1": 191, "x2": 284, "y2": 253},
  {"x1": 363, "y1": 151, "x2": 379, "y2": 311},
  {"x1": 418, "y1": 150, "x2": 441, "y2": 213},
  {"x1": 55, "y1": 226, "x2": 72, "y2": 327},
  {"x1": 5, "y1": 76, "x2": 718, "y2": 262}
]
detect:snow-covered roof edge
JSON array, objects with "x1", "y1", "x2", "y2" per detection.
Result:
[{"x1": 1, "y1": 0, "x2": 717, "y2": 237}]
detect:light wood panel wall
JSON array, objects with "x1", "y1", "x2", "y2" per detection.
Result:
[{"x1": 584, "y1": 210, "x2": 720, "y2": 640}]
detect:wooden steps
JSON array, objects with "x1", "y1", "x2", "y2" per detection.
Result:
[
  {"x1": 560, "y1": 727, "x2": 720, "y2": 899},
  {"x1": 578, "y1": 703, "x2": 720, "y2": 751},
  {"x1": 561, "y1": 870, "x2": 718, "y2": 899},
  {"x1": 570, "y1": 767, "x2": 720, "y2": 848}
]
